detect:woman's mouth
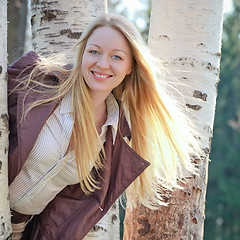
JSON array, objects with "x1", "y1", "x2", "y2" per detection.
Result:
[{"x1": 91, "y1": 71, "x2": 113, "y2": 80}]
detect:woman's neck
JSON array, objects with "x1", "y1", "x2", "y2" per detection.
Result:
[{"x1": 91, "y1": 92, "x2": 108, "y2": 135}]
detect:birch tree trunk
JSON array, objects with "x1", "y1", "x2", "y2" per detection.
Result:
[
  {"x1": 124, "y1": 0, "x2": 224, "y2": 239},
  {"x1": 31, "y1": 0, "x2": 107, "y2": 60},
  {"x1": 83, "y1": 201, "x2": 120, "y2": 240},
  {"x1": 30, "y1": 0, "x2": 120, "y2": 239},
  {"x1": 0, "y1": 0, "x2": 12, "y2": 239}
]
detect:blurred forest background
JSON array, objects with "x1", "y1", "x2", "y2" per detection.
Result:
[{"x1": 7, "y1": 0, "x2": 240, "y2": 239}]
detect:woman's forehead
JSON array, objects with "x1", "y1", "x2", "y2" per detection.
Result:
[{"x1": 86, "y1": 26, "x2": 132, "y2": 53}]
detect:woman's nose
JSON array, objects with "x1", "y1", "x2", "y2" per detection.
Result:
[{"x1": 96, "y1": 55, "x2": 110, "y2": 69}]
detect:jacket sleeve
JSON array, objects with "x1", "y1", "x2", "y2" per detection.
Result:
[{"x1": 8, "y1": 51, "x2": 40, "y2": 184}]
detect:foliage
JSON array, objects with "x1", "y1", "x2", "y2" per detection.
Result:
[{"x1": 205, "y1": 1, "x2": 240, "y2": 239}]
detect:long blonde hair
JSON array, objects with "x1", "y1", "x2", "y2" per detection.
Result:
[{"x1": 19, "y1": 14, "x2": 200, "y2": 208}]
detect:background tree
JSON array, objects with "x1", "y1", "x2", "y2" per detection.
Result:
[
  {"x1": 7, "y1": 0, "x2": 28, "y2": 64},
  {"x1": 0, "y1": 0, "x2": 12, "y2": 239},
  {"x1": 205, "y1": 0, "x2": 240, "y2": 239},
  {"x1": 124, "y1": 0, "x2": 224, "y2": 239}
]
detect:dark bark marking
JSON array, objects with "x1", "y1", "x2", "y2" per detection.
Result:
[
  {"x1": 32, "y1": 0, "x2": 58, "y2": 6},
  {"x1": 111, "y1": 214, "x2": 117, "y2": 223},
  {"x1": 206, "y1": 62, "x2": 216, "y2": 71},
  {"x1": 157, "y1": 35, "x2": 170, "y2": 40},
  {"x1": 1, "y1": 114, "x2": 9, "y2": 128},
  {"x1": 178, "y1": 214, "x2": 184, "y2": 229},
  {"x1": 0, "y1": 161, "x2": 2, "y2": 171},
  {"x1": 137, "y1": 218, "x2": 150, "y2": 236},
  {"x1": 206, "y1": 51, "x2": 221, "y2": 57},
  {"x1": 192, "y1": 186, "x2": 202, "y2": 193},
  {"x1": 54, "y1": 21, "x2": 68, "y2": 25},
  {"x1": 184, "y1": 190, "x2": 191, "y2": 197},
  {"x1": 49, "y1": 41, "x2": 65, "y2": 45},
  {"x1": 174, "y1": 58, "x2": 220, "y2": 76},
  {"x1": 41, "y1": 10, "x2": 57, "y2": 25},
  {"x1": 60, "y1": 28, "x2": 81, "y2": 39},
  {"x1": 31, "y1": 14, "x2": 36, "y2": 26},
  {"x1": 215, "y1": 78, "x2": 220, "y2": 89},
  {"x1": 0, "y1": 66, "x2": 2, "y2": 74},
  {"x1": 186, "y1": 104, "x2": 202, "y2": 110},
  {"x1": 112, "y1": 202, "x2": 116, "y2": 209},
  {"x1": 2, "y1": 221, "x2": 4, "y2": 230},
  {"x1": 193, "y1": 90, "x2": 207, "y2": 101},
  {"x1": 197, "y1": 42, "x2": 206, "y2": 47},
  {"x1": 174, "y1": 57, "x2": 195, "y2": 67},
  {"x1": 203, "y1": 147, "x2": 209, "y2": 154},
  {"x1": 192, "y1": 217, "x2": 198, "y2": 224},
  {"x1": 45, "y1": 33, "x2": 60, "y2": 38},
  {"x1": 36, "y1": 27, "x2": 50, "y2": 32},
  {"x1": 92, "y1": 225, "x2": 106, "y2": 232}
]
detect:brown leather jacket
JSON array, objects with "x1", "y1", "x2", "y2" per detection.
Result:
[{"x1": 8, "y1": 51, "x2": 150, "y2": 240}]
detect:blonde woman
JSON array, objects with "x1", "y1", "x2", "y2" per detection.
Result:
[{"x1": 8, "y1": 14, "x2": 199, "y2": 240}]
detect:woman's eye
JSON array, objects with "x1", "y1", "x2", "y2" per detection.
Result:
[
  {"x1": 89, "y1": 50, "x2": 99, "y2": 55},
  {"x1": 112, "y1": 55, "x2": 122, "y2": 60}
]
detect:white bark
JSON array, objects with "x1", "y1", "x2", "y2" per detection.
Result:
[
  {"x1": 83, "y1": 201, "x2": 120, "y2": 240},
  {"x1": 124, "y1": 0, "x2": 223, "y2": 239},
  {"x1": 148, "y1": 0, "x2": 223, "y2": 148},
  {"x1": 31, "y1": 0, "x2": 120, "y2": 239},
  {"x1": 31, "y1": 0, "x2": 107, "y2": 60},
  {"x1": 147, "y1": 0, "x2": 223, "y2": 237},
  {"x1": 0, "y1": 0, "x2": 12, "y2": 239}
]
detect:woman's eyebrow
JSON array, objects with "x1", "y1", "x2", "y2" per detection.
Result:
[
  {"x1": 87, "y1": 44, "x2": 127, "y2": 55},
  {"x1": 112, "y1": 49, "x2": 127, "y2": 55},
  {"x1": 87, "y1": 44, "x2": 101, "y2": 48}
]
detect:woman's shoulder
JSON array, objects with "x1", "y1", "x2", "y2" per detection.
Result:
[
  {"x1": 8, "y1": 51, "x2": 40, "y2": 72},
  {"x1": 8, "y1": 51, "x2": 72, "y2": 80},
  {"x1": 7, "y1": 51, "x2": 40, "y2": 87}
]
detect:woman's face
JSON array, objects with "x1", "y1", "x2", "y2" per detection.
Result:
[{"x1": 82, "y1": 26, "x2": 133, "y2": 97}]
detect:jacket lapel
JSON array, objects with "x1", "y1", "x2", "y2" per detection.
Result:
[{"x1": 17, "y1": 90, "x2": 59, "y2": 174}]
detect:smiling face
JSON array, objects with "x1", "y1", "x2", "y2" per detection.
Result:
[{"x1": 81, "y1": 26, "x2": 133, "y2": 98}]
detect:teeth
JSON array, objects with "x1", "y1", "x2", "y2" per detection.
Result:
[{"x1": 94, "y1": 72, "x2": 108, "y2": 78}]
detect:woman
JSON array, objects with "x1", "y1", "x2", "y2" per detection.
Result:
[{"x1": 8, "y1": 14, "x2": 199, "y2": 239}]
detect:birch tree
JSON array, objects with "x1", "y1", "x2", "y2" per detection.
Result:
[
  {"x1": 124, "y1": 0, "x2": 224, "y2": 239},
  {"x1": 30, "y1": 0, "x2": 120, "y2": 239},
  {"x1": 31, "y1": 0, "x2": 106, "y2": 60},
  {"x1": 0, "y1": 0, "x2": 12, "y2": 239}
]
